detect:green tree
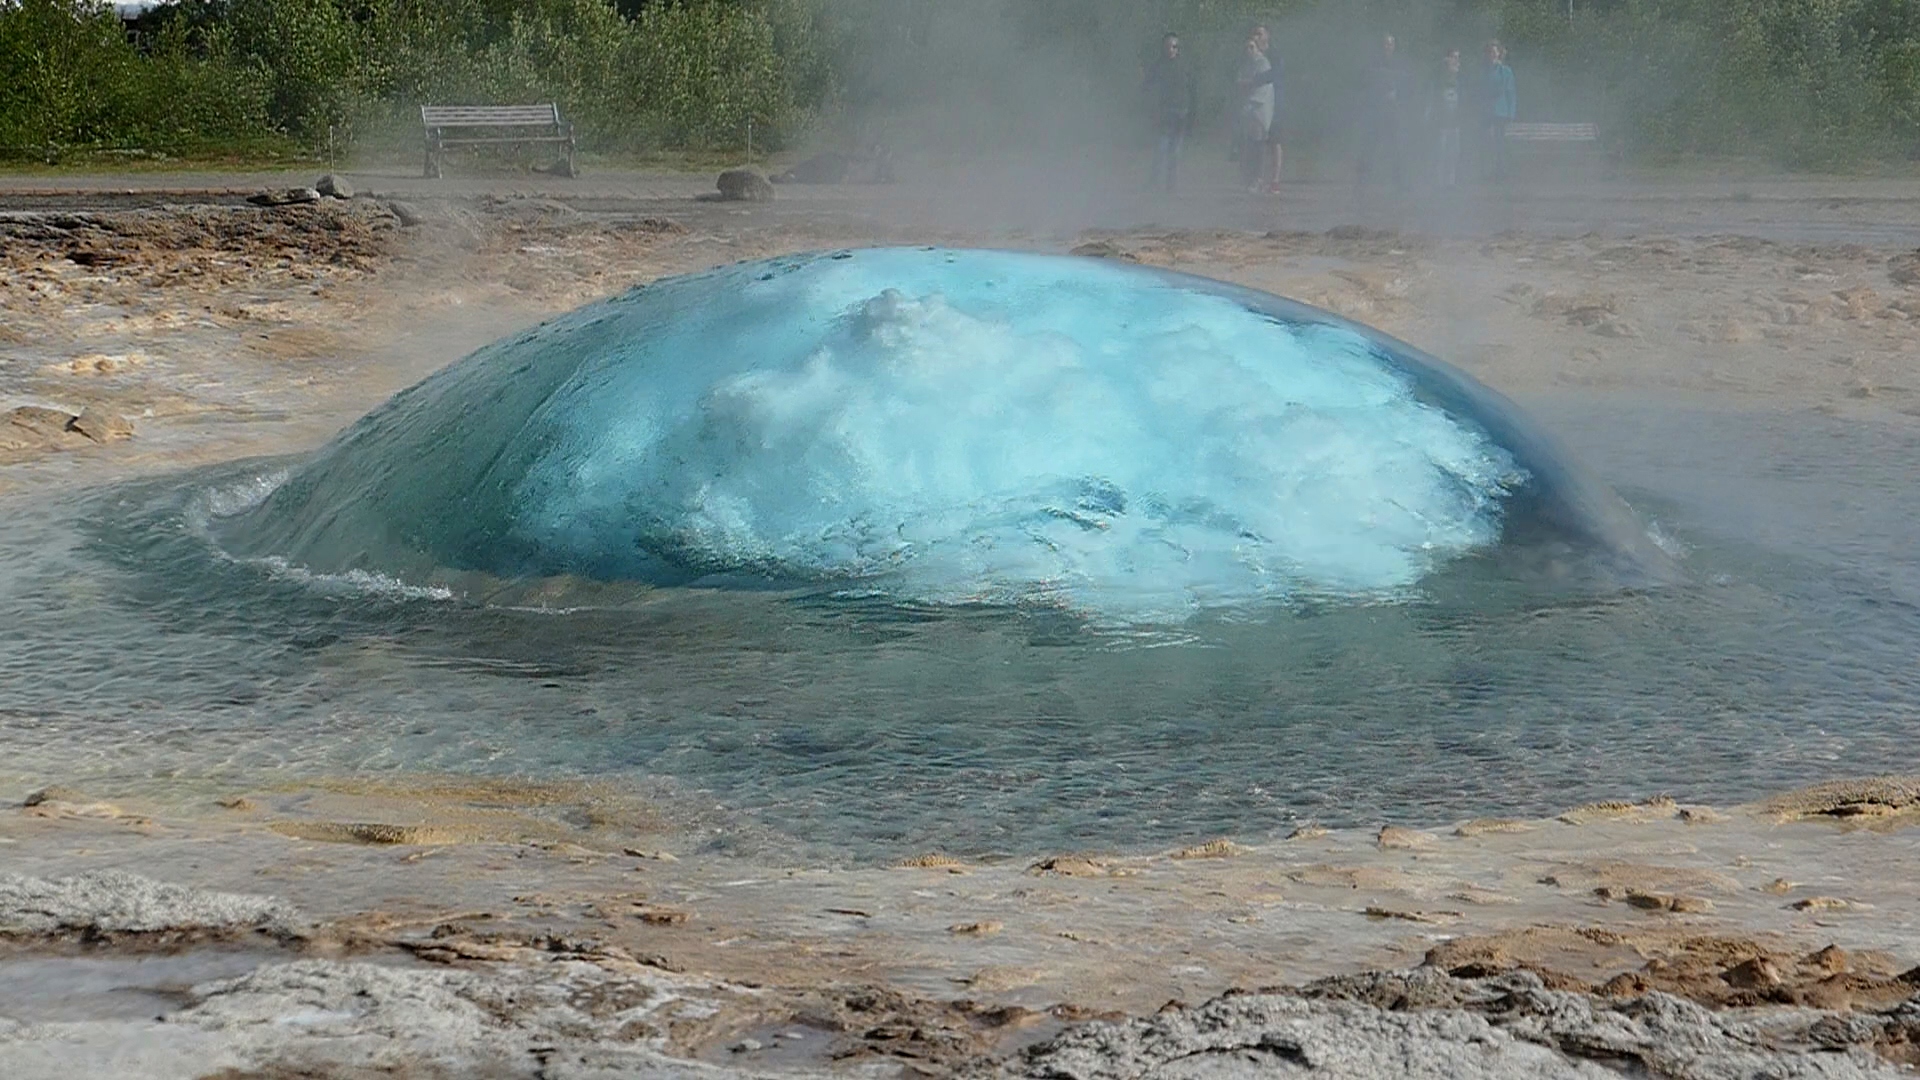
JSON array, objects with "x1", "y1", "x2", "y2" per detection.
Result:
[{"x1": 0, "y1": 0, "x2": 138, "y2": 152}]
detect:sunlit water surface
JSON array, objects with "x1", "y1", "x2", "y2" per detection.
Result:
[{"x1": 0, "y1": 403, "x2": 1915, "y2": 863}]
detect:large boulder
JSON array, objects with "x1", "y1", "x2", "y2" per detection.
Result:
[{"x1": 714, "y1": 169, "x2": 774, "y2": 202}]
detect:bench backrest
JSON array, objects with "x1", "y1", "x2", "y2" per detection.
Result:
[
  {"x1": 421, "y1": 105, "x2": 562, "y2": 128},
  {"x1": 1505, "y1": 122, "x2": 1598, "y2": 141}
]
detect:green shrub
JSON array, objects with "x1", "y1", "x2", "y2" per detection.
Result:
[{"x1": 0, "y1": 0, "x2": 140, "y2": 153}]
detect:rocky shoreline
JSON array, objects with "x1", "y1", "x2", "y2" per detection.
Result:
[{"x1": 2, "y1": 778, "x2": 1918, "y2": 1077}]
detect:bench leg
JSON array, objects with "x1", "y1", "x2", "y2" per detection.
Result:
[{"x1": 424, "y1": 134, "x2": 442, "y2": 179}]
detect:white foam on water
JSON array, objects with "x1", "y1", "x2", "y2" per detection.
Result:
[
  {"x1": 508, "y1": 251, "x2": 1524, "y2": 620},
  {"x1": 188, "y1": 469, "x2": 455, "y2": 603},
  {"x1": 195, "y1": 468, "x2": 290, "y2": 521},
  {"x1": 223, "y1": 249, "x2": 1528, "y2": 622},
  {"x1": 247, "y1": 557, "x2": 457, "y2": 602}
]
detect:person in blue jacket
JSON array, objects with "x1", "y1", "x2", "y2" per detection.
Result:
[{"x1": 1480, "y1": 39, "x2": 1517, "y2": 181}]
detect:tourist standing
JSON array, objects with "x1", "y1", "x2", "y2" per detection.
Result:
[
  {"x1": 1355, "y1": 34, "x2": 1409, "y2": 194},
  {"x1": 1256, "y1": 25, "x2": 1285, "y2": 194},
  {"x1": 1145, "y1": 32, "x2": 1197, "y2": 193},
  {"x1": 1432, "y1": 48, "x2": 1464, "y2": 189},
  {"x1": 1480, "y1": 40, "x2": 1517, "y2": 182},
  {"x1": 1234, "y1": 27, "x2": 1275, "y2": 192}
]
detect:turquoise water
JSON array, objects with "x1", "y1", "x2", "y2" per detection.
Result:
[
  {"x1": 0, "y1": 249, "x2": 1911, "y2": 860},
  {"x1": 0, "y1": 403, "x2": 1915, "y2": 861},
  {"x1": 217, "y1": 249, "x2": 1556, "y2": 622}
]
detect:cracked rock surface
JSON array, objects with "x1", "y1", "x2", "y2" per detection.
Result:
[
  {"x1": 998, "y1": 969, "x2": 1913, "y2": 1079},
  {"x1": 0, "y1": 871, "x2": 303, "y2": 941},
  {"x1": 1, "y1": 955, "x2": 780, "y2": 1080}
]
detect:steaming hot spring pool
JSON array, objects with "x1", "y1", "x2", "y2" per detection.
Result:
[{"x1": 1, "y1": 248, "x2": 1915, "y2": 861}]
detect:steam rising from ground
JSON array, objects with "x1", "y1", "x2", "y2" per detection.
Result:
[{"x1": 222, "y1": 249, "x2": 1526, "y2": 620}]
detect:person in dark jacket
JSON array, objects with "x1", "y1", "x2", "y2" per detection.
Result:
[
  {"x1": 1144, "y1": 33, "x2": 1198, "y2": 192},
  {"x1": 1355, "y1": 33, "x2": 1410, "y2": 194}
]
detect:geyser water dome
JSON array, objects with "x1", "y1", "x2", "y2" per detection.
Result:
[{"x1": 222, "y1": 247, "x2": 1675, "y2": 619}]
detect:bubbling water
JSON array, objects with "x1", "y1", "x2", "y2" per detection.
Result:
[{"x1": 219, "y1": 249, "x2": 1558, "y2": 620}]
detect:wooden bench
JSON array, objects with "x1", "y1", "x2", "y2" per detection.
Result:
[
  {"x1": 421, "y1": 104, "x2": 576, "y2": 179},
  {"x1": 1504, "y1": 122, "x2": 1598, "y2": 145},
  {"x1": 1503, "y1": 122, "x2": 1604, "y2": 177}
]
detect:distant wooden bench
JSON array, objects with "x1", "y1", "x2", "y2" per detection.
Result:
[
  {"x1": 1503, "y1": 122, "x2": 1605, "y2": 176},
  {"x1": 1504, "y1": 122, "x2": 1598, "y2": 145},
  {"x1": 421, "y1": 104, "x2": 576, "y2": 179}
]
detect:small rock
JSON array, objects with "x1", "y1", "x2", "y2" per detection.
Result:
[
  {"x1": 1070, "y1": 240, "x2": 1139, "y2": 261},
  {"x1": 216, "y1": 796, "x2": 258, "y2": 812},
  {"x1": 269, "y1": 821, "x2": 466, "y2": 845},
  {"x1": 1170, "y1": 838, "x2": 1244, "y2": 860},
  {"x1": 1363, "y1": 905, "x2": 1462, "y2": 924},
  {"x1": 22, "y1": 787, "x2": 126, "y2": 820},
  {"x1": 48, "y1": 352, "x2": 144, "y2": 376},
  {"x1": 65, "y1": 246, "x2": 120, "y2": 267},
  {"x1": 1597, "y1": 971, "x2": 1653, "y2": 997},
  {"x1": 1889, "y1": 250, "x2": 1920, "y2": 286},
  {"x1": 5, "y1": 406, "x2": 77, "y2": 441},
  {"x1": 730, "y1": 1037, "x2": 763, "y2": 1053},
  {"x1": 1678, "y1": 806, "x2": 1728, "y2": 824},
  {"x1": 949, "y1": 920, "x2": 1003, "y2": 936},
  {"x1": 314, "y1": 174, "x2": 354, "y2": 199},
  {"x1": 1558, "y1": 795, "x2": 1677, "y2": 825},
  {"x1": 1453, "y1": 817, "x2": 1532, "y2": 837},
  {"x1": 1027, "y1": 854, "x2": 1108, "y2": 877},
  {"x1": 68, "y1": 406, "x2": 133, "y2": 443},
  {"x1": 958, "y1": 965, "x2": 1044, "y2": 992},
  {"x1": 1376, "y1": 825, "x2": 1437, "y2": 850},
  {"x1": 1762, "y1": 877, "x2": 1799, "y2": 894},
  {"x1": 1286, "y1": 823, "x2": 1330, "y2": 841},
  {"x1": 1807, "y1": 945, "x2": 1852, "y2": 974},
  {"x1": 714, "y1": 169, "x2": 774, "y2": 202},
  {"x1": 635, "y1": 906, "x2": 691, "y2": 925},
  {"x1": 1622, "y1": 890, "x2": 1713, "y2": 913},
  {"x1": 1762, "y1": 776, "x2": 1920, "y2": 820},
  {"x1": 247, "y1": 188, "x2": 321, "y2": 207},
  {"x1": 386, "y1": 200, "x2": 426, "y2": 227},
  {"x1": 1791, "y1": 896, "x2": 1859, "y2": 913},
  {"x1": 1723, "y1": 956, "x2": 1784, "y2": 989},
  {"x1": 621, "y1": 847, "x2": 678, "y2": 862}
]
